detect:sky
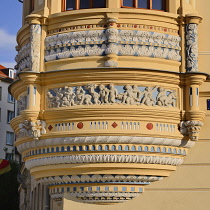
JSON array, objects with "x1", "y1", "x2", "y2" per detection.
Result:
[{"x1": 0, "y1": 0, "x2": 22, "y2": 68}]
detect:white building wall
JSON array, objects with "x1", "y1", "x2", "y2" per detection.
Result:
[{"x1": 0, "y1": 79, "x2": 15, "y2": 159}]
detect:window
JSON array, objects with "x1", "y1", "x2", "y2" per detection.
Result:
[
  {"x1": 0, "y1": 87, "x2": 2, "y2": 101},
  {"x1": 7, "y1": 111, "x2": 14, "y2": 123},
  {"x1": 122, "y1": 0, "x2": 166, "y2": 11},
  {"x1": 8, "y1": 93, "x2": 15, "y2": 103},
  {"x1": 6, "y1": 132, "x2": 14, "y2": 146},
  {"x1": 9, "y1": 70, "x2": 14, "y2": 78},
  {"x1": 62, "y1": 0, "x2": 106, "y2": 11},
  {"x1": 5, "y1": 153, "x2": 13, "y2": 161}
]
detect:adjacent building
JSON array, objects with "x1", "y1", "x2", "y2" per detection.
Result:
[
  {"x1": 10, "y1": 0, "x2": 210, "y2": 209},
  {"x1": 0, "y1": 65, "x2": 16, "y2": 160}
]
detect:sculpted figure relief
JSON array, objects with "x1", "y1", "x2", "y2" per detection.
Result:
[
  {"x1": 18, "y1": 120, "x2": 46, "y2": 140},
  {"x1": 157, "y1": 88, "x2": 177, "y2": 107},
  {"x1": 47, "y1": 84, "x2": 177, "y2": 108},
  {"x1": 141, "y1": 86, "x2": 157, "y2": 106}
]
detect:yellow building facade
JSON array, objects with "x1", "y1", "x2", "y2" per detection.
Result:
[{"x1": 10, "y1": 0, "x2": 210, "y2": 209}]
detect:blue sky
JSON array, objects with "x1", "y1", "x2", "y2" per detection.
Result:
[{"x1": 0, "y1": 0, "x2": 22, "y2": 68}]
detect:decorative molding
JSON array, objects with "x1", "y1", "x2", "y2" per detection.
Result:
[
  {"x1": 47, "y1": 24, "x2": 179, "y2": 36},
  {"x1": 186, "y1": 24, "x2": 198, "y2": 72},
  {"x1": 30, "y1": 24, "x2": 41, "y2": 72},
  {"x1": 18, "y1": 120, "x2": 46, "y2": 140},
  {"x1": 16, "y1": 136, "x2": 195, "y2": 154},
  {"x1": 47, "y1": 84, "x2": 177, "y2": 108},
  {"x1": 15, "y1": 43, "x2": 31, "y2": 73},
  {"x1": 39, "y1": 174, "x2": 163, "y2": 186},
  {"x1": 179, "y1": 121, "x2": 203, "y2": 141},
  {"x1": 44, "y1": 29, "x2": 181, "y2": 63},
  {"x1": 25, "y1": 155, "x2": 184, "y2": 170}
]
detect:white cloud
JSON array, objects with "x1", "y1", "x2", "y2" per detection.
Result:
[
  {"x1": 0, "y1": 62, "x2": 16, "y2": 69},
  {"x1": 0, "y1": 29, "x2": 17, "y2": 48}
]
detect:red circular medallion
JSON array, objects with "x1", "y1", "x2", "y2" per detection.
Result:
[
  {"x1": 77, "y1": 122, "x2": 84, "y2": 129},
  {"x1": 146, "y1": 123, "x2": 153, "y2": 130}
]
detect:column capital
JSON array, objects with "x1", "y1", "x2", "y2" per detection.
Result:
[
  {"x1": 25, "y1": 14, "x2": 48, "y2": 25},
  {"x1": 185, "y1": 14, "x2": 202, "y2": 24}
]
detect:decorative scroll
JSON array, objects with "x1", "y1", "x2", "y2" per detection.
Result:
[
  {"x1": 179, "y1": 121, "x2": 203, "y2": 141},
  {"x1": 44, "y1": 29, "x2": 181, "y2": 62},
  {"x1": 30, "y1": 24, "x2": 41, "y2": 72},
  {"x1": 18, "y1": 120, "x2": 46, "y2": 140},
  {"x1": 47, "y1": 84, "x2": 177, "y2": 108},
  {"x1": 186, "y1": 24, "x2": 198, "y2": 72}
]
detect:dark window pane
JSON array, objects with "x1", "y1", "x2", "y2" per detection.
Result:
[
  {"x1": 93, "y1": 0, "x2": 106, "y2": 8},
  {"x1": 80, "y1": 0, "x2": 90, "y2": 9},
  {"x1": 66, "y1": 0, "x2": 76, "y2": 10},
  {"x1": 123, "y1": 0, "x2": 134, "y2": 7},
  {"x1": 152, "y1": 0, "x2": 164, "y2": 10},
  {"x1": 138, "y1": 0, "x2": 148, "y2": 8}
]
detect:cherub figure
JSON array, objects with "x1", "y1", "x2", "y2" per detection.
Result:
[
  {"x1": 141, "y1": 86, "x2": 157, "y2": 106},
  {"x1": 75, "y1": 86, "x2": 85, "y2": 105},
  {"x1": 122, "y1": 85, "x2": 136, "y2": 105},
  {"x1": 109, "y1": 84, "x2": 118, "y2": 104},
  {"x1": 99, "y1": 84, "x2": 110, "y2": 104},
  {"x1": 85, "y1": 84, "x2": 100, "y2": 105}
]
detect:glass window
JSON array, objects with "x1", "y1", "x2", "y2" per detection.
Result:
[
  {"x1": 122, "y1": 0, "x2": 166, "y2": 11},
  {"x1": 6, "y1": 132, "x2": 14, "y2": 146},
  {"x1": 138, "y1": 0, "x2": 148, "y2": 8},
  {"x1": 8, "y1": 93, "x2": 15, "y2": 103},
  {"x1": 93, "y1": 0, "x2": 106, "y2": 8},
  {"x1": 5, "y1": 153, "x2": 13, "y2": 161},
  {"x1": 0, "y1": 87, "x2": 2, "y2": 101},
  {"x1": 152, "y1": 0, "x2": 164, "y2": 10},
  {"x1": 7, "y1": 111, "x2": 14, "y2": 123},
  {"x1": 80, "y1": 0, "x2": 89, "y2": 9},
  {"x1": 123, "y1": 0, "x2": 134, "y2": 7},
  {"x1": 64, "y1": 0, "x2": 106, "y2": 11},
  {"x1": 66, "y1": 0, "x2": 76, "y2": 10}
]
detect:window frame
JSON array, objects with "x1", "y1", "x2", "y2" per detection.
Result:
[
  {"x1": 121, "y1": 0, "x2": 166, "y2": 11},
  {"x1": 8, "y1": 93, "x2": 15, "y2": 103},
  {"x1": 7, "y1": 110, "x2": 14, "y2": 123},
  {"x1": 0, "y1": 87, "x2": 2, "y2": 101},
  {"x1": 62, "y1": 0, "x2": 106, "y2": 11},
  {"x1": 6, "y1": 132, "x2": 14, "y2": 146}
]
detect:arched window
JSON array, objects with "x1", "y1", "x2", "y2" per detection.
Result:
[
  {"x1": 122, "y1": 0, "x2": 166, "y2": 11},
  {"x1": 62, "y1": 0, "x2": 106, "y2": 11}
]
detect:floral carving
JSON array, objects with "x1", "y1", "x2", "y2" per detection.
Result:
[
  {"x1": 17, "y1": 95, "x2": 27, "y2": 115},
  {"x1": 30, "y1": 24, "x2": 41, "y2": 72},
  {"x1": 44, "y1": 29, "x2": 181, "y2": 64},
  {"x1": 186, "y1": 24, "x2": 198, "y2": 72},
  {"x1": 47, "y1": 84, "x2": 177, "y2": 108}
]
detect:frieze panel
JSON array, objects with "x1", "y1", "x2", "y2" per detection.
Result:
[
  {"x1": 44, "y1": 29, "x2": 181, "y2": 63},
  {"x1": 47, "y1": 84, "x2": 177, "y2": 108}
]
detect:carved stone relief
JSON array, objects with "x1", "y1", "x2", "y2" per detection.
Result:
[
  {"x1": 17, "y1": 95, "x2": 27, "y2": 115},
  {"x1": 44, "y1": 29, "x2": 181, "y2": 63},
  {"x1": 179, "y1": 120, "x2": 203, "y2": 141},
  {"x1": 186, "y1": 23, "x2": 198, "y2": 72},
  {"x1": 47, "y1": 84, "x2": 177, "y2": 108},
  {"x1": 18, "y1": 120, "x2": 46, "y2": 140},
  {"x1": 30, "y1": 24, "x2": 41, "y2": 72}
]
